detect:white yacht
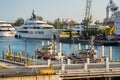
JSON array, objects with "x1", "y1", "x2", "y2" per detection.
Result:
[
  {"x1": 0, "y1": 21, "x2": 16, "y2": 37},
  {"x1": 15, "y1": 10, "x2": 64, "y2": 39}
]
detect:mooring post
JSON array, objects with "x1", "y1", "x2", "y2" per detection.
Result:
[
  {"x1": 48, "y1": 59, "x2": 51, "y2": 66},
  {"x1": 59, "y1": 43, "x2": 62, "y2": 55},
  {"x1": 2, "y1": 50, "x2": 4, "y2": 59},
  {"x1": 87, "y1": 58, "x2": 90, "y2": 64},
  {"x1": 101, "y1": 45, "x2": 105, "y2": 62},
  {"x1": 106, "y1": 57, "x2": 109, "y2": 69},
  {"x1": 78, "y1": 43, "x2": 81, "y2": 52},
  {"x1": 109, "y1": 46, "x2": 112, "y2": 62},
  {"x1": 84, "y1": 63, "x2": 88, "y2": 70},
  {"x1": 67, "y1": 58, "x2": 70, "y2": 64},
  {"x1": 101, "y1": 45, "x2": 105, "y2": 57},
  {"x1": 61, "y1": 63, "x2": 65, "y2": 71}
]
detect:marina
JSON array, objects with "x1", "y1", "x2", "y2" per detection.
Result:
[
  {"x1": 0, "y1": 37, "x2": 120, "y2": 80},
  {"x1": 0, "y1": 0, "x2": 120, "y2": 80}
]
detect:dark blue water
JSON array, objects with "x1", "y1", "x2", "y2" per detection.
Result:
[{"x1": 0, "y1": 37, "x2": 120, "y2": 60}]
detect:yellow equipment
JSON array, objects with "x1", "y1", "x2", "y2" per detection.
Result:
[
  {"x1": 39, "y1": 64, "x2": 55, "y2": 75},
  {"x1": 109, "y1": 26, "x2": 114, "y2": 35}
]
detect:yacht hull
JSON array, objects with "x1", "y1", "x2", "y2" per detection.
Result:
[
  {"x1": 16, "y1": 29, "x2": 64, "y2": 39},
  {"x1": 0, "y1": 31, "x2": 16, "y2": 37}
]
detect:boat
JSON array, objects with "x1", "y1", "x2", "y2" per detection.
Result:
[
  {"x1": 67, "y1": 36, "x2": 98, "y2": 63},
  {"x1": 15, "y1": 10, "x2": 64, "y2": 39},
  {"x1": 0, "y1": 21, "x2": 16, "y2": 37},
  {"x1": 35, "y1": 40, "x2": 64, "y2": 60}
]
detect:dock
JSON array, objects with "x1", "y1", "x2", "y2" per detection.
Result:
[
  {"x1": 0, "y1": 58, "x2": 120, "y2": 80},
  {"x1": 0, "y1": 44, "x2": 120, "y2": 80}
]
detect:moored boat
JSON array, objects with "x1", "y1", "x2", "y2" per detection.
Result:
[
  {"x1": 0, "y1": 21, "x2": 16, "y2": 37},
  {"x1": 15, "y1": 10, "x2": 64, "y2": 39},
  {"x1": 35, "y1": 40, "x2": 65, "y2": 60}
]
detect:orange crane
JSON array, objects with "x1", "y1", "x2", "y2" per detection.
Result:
[{"x1": 109, "y1": 26, "x2": 114, "y2": 35}]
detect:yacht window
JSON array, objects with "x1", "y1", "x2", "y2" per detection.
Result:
[
  {"x1": 38, "y1": 31, "x2": 44, "y2": 34},
  {"x1": 24, "y1": 27, "x2": 28, "y2": 29},
  {"x1": 25, "y1": 23, "x2": 34, "y2": 25},
  {"x1": 34, "y1": 27, "x2": 40, "y2": 29},
  {"x1": 24, "y1": 27, "x2": 34, "y2": 29},
  {"x1": 42, "y1": 27, "x2": 53, "y2": 29},
  {"x1": 18, "y1": 31, "x2": 28, "y2": 33}
]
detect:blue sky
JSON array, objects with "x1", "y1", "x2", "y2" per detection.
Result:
[{"x1": 0, "y1": 0, "x2": 120, "y2": 23}]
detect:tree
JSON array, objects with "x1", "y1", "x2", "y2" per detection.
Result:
[
  {"x1": 14, "y1": 18, "x2": 24, "y2": 26},
  {"x1": 37, "y1": 16, "x2": 43, "y2": 21}
]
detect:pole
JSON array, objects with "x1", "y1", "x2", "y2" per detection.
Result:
[
  {"x1": 25, "y1": 39, "x2": 27, "y2": 54},
  {"x1": 109, "y1": 46, "x2": 112, "y2": 62}
]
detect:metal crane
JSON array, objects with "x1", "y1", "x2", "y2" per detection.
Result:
[
  {"x1": 82, "y1": 0, "x2": 92, "y2": 26},
  {"x1": 106, "y1": 0, "x2": 119, "y2": 22}
]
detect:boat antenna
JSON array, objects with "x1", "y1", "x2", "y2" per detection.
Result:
[{"x1": 32, "y1": 9, "x2": 37, "y2": 20}]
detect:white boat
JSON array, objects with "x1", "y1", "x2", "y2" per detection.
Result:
[
  {"x1": 0, "y1": 21, "x2": 16, "y2": 37},
  {"x1": 15, "y1": 10, "x2": 64, "y2": 39}
]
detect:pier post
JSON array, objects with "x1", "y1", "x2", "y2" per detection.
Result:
[
  {"x1": 27, "y1": 58, "x2": 31, "y2": 66},
  {"x1": 109, "y1": 46, "x2": 112, "y2": 62},
  {"x1": 84, "y1": 63, "x2": 88, "y2": 70},
  {"x1": 87, "y1": 58, "x2": 90, "y2": 64},
  {"x1": 106, "y1": 57, "x2": 109, "y2": 69},
  {"x1": 78, "y1": 43, "x2": 81, "y2": 52},
  {"x1": 61, "y1": 64, "x2": 65, "y2": 71},
  {"x1": 59, "y1": 43, "x2": 62, "y2": 54},
  {"x1": 101, "y1": 45, "x2": 105, "y2": 57},
  {"x1": 67, "y1": 58, "x2": 70, "y2": 64},
  {"x1": 101, "y1": 45, "x2": 105, "y2": 62},
  {"x1": 48, "y1": 59, "x2": 51, "y2": 66},
  {"x1": 2, "y1": 50, "x2": 4, "y2": 59}
]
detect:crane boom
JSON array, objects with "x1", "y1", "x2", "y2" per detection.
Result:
[
  {"x1": 82, "y1": 0, "x2": 92, "y2": 26},
  {"x1": 85, "y1": 0, "x2": 92, "y2": 21}
]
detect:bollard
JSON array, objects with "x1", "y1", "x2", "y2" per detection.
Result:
[
  {"x1": 61, "y1": 64, "x2": 65, "y2": 71},
  {"x1": 109, "y1": 46, "x2": 112, "y2": 62},
  {"x1": 59, "y1": 43, "x2": 62, "y2": 54},
  {"x1": 49, "y1": 64, "x2": 54, "y2": 70},
  {"x1": 84, "y1": 63, "x2": 88, "y2": 70},
  {"x1": 27, "y1": 58, "x2": 31, "y2": 66},
  {"x1": 48, "y1": 59, "x2": 51, "y2": 66},
  {"x1": 67, "y1": 58, "x2": 70, "y2": 64},
  {"x1": 106, "y1": 57, "x2": 109, "y2": 69},
  {"x1": 101, "y1": 45, "x2": 104, "y2": 57},
  {"x1": 78, "y1": 43, "x2": 81, "y2": 53},
  {"x1": 2, "y1": 50, "x2": 4, "y2": 59},
  {"x1": 87, "y1": 58, "x2": 90, "y2": 64}
]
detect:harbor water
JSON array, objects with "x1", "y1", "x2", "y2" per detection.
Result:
[{"x1": 0, "y1": 37, "x2": 120, "y2": 61}]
